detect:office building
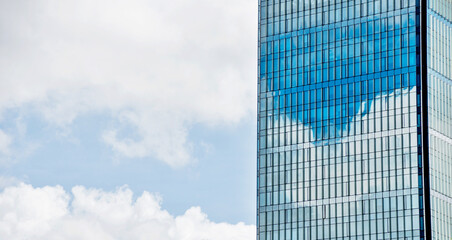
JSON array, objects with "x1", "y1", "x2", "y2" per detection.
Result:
[{"x1": 257, "y1": 0, "x2": 451, "y2": 239}]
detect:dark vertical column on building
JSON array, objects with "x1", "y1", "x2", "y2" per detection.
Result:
[{"x1": 419, "y1": 0, "x2": 431, "y2": 239}]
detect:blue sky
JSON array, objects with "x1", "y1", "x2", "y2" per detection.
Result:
[
  {"x1": 0, "y1": 0, "x2": 257, "y2": 239},
  {"x1": 0, "y1": 113, "x2": 256, "y2": 223}
]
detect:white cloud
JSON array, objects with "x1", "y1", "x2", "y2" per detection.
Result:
[
  {"x1": 0, "y1": 0, "x2": 257, "y2": 167},
  {"x1": 0, "y1": 176, "x2": 21, "y2": 190},
  {"x1": 0, "y1": 183, "x2": 255, "y2": 240}
]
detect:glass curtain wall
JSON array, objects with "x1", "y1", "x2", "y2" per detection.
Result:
[
  {"x1": 427, "y1": 0, "x2": 452, "y2": 239},
  {"x1": 257, "y1": 0, "x2": 427, "y2": 239}
]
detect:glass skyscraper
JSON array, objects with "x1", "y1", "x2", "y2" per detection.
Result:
[{"x1": 257, "y1": 0, "x2": 451, "y2": 239}]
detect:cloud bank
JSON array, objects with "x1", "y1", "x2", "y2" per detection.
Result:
[
  {"x1": 0, "y1": 0, "x2": 257, "y2": 167},
  {"x1": 0, "y1": 183, "x2": 255, "y2": 240}
]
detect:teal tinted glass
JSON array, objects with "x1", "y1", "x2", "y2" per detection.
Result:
[{"x1": 257, "y1": 0, "x2": 427, "y2": 239}]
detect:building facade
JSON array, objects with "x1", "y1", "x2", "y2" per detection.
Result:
[{"x1": 257, "y1": 0, "x2": 451, "y2": 239}]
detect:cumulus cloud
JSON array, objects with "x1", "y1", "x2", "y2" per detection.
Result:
[
  {"x1": 0, "y1": 183, "x2": 255, "y2": 240},
  {"x1": 0, "y1": 0, "x2": 257, "y2": 167}
]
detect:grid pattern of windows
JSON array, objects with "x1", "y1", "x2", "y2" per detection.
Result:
[
  {"x1": 427, "y1": 0, "x2": 452, "y2": 239},
  {"x1": 257, "y1": 0, "x2": 426, "y2": 239}
]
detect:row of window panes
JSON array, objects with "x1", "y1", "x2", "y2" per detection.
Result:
[
  {"x1": 259, "y1": 228, "x2": 421, "y2": 240},
  {"x1": 260, "y1": 0, "x2": 415, "y2": 23},
  {"x1": 260, "y1": 196, "x2": 419, "y2": 224},
  {"x1": 261, "y1": 34, "x2": 417, "y2": 61},
  {"x1": 260, "y1": 72, "x2": 416, "y2": 96},
  {"x1": 259, "y1": 172, "x2": 418, "y2": 198},
  {"x1": 259, "y1": 179, "x2": 416, "y2": 201},
  {"x1": 259, "y1": 169, "x2": 417, "y2": 188},
  {"x1": 260, "y1": 11, "x2": 417, "y2": 37},
  {"x1": 260, "y1": 73, "x2": 416, "y2": 97},
  {"x1": 259, "y1": 116, "x2": 417, "y2": 146},
  {"x1": 260, "y1": 161, "x2": 417, "y2": 184},
  {"x1": 261, "y1": 60, "x2": 417, "y2": 89},
  {"x1": 259, "y1": 153, "x2": 418, "y2": 177},
  {"x1": 259, "y1": 177, "x2": 417, "y2": 204},
  {"x1": 260, "y1": 82, "x2": 415, "y2": 110},
  {"x1": 260, "y1": 112, "x2": 414, "y2": 133},
  {"x1": 261, "y1": 23, "x2": 416, "y2": 55},
  {"x1": 261, "y1": 112, "x2": 415, "y2": 129},
  {"x1": 261, "y1": 51, "x2": 417, "y2": 76},
  {"x1": 259, "y1": 139, "x2": 418, "y2": 164},
  {"x1": 261, "y1": 37, "x2": 416, "y2": 62},
  {"x1": 261, "y1": 53, "x2": 417, "y2": 79},
  {"x1": 261, "y1": 42, "x2": 417, "y2": 68},
  {"x1": 261, "y1": 101, "x2": 415, "y2": 120},
  {"x1": 259, "y1": 143, "x2": 418, "y2": 166},
  {"x1": 260, "y1": 107, "x2": 416, "y2": 126}
]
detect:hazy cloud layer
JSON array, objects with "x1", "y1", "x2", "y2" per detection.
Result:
[
  {"x1": 0, "y1": 130, "x2": 11, "y2": 158},
  {"x1": 0, "y1": 0, "x2": 257, "y2": 167},
  {"x1": 0, "y1": 183, "x2": 255, "y2": 240}
]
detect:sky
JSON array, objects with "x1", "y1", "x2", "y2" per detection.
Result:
[{"x1": 0, "y1": 0, "x2": 257, "y2": 239}]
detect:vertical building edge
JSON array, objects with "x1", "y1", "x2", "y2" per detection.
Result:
[{"x1": 420, "y1": 0, "x2": 431, "y2": 239}]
